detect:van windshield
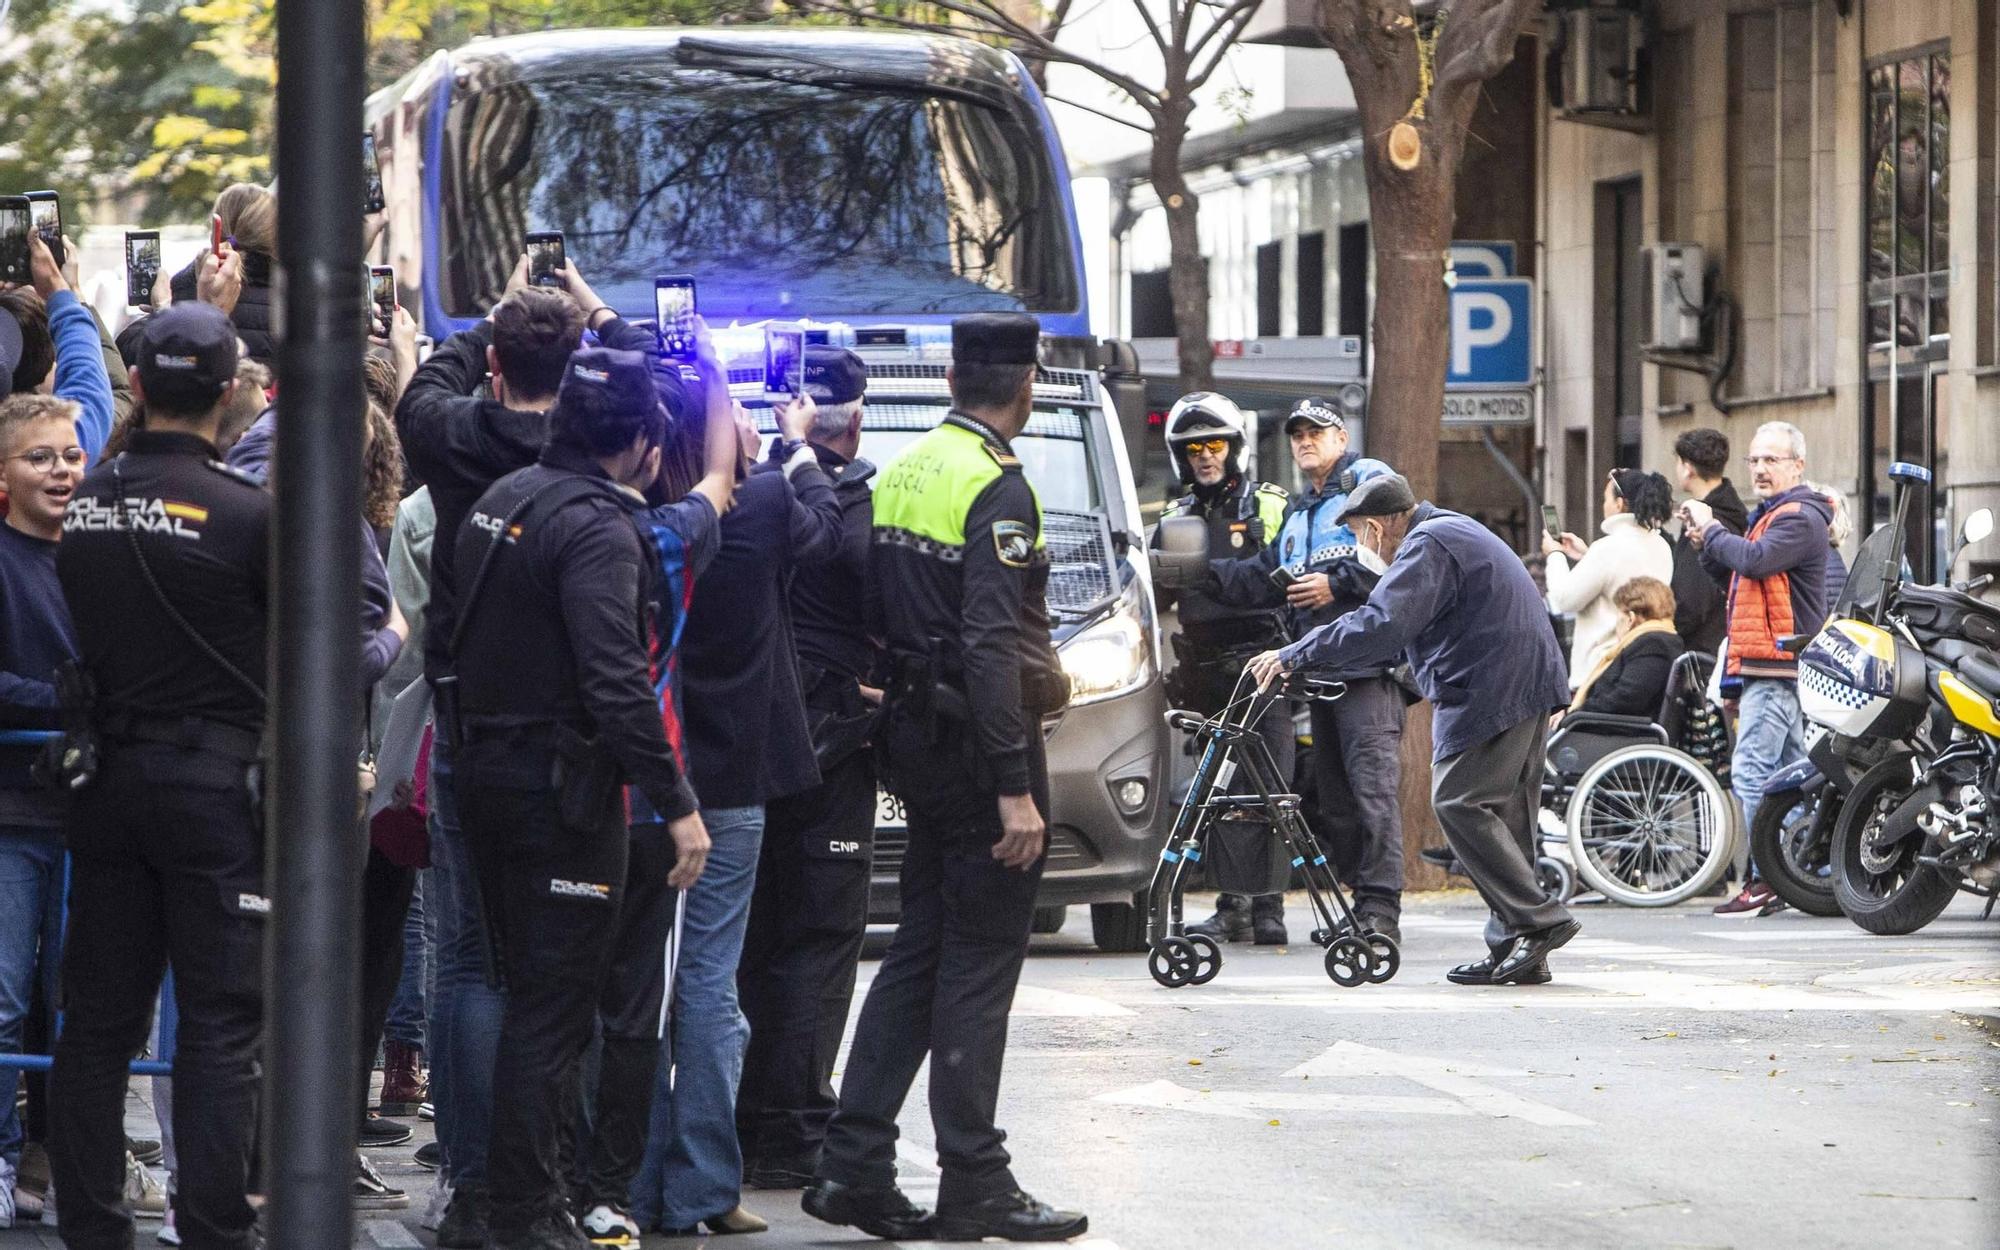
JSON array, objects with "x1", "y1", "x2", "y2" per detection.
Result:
[{"x1": 437, "y1": 60, "x2": 1078, "y2": 320}]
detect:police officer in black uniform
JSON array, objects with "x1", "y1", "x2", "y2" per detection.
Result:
[
  {"x1": 804, "y1": 314, "x2": 1085, "y2": 1244},
  {"x1": 737, "y1": 346, "x2": 881, "y2": 1189},
  {"x1": 449, "y1": 347, "x2": 711, "y2": 1250},
  {"x1": 49, "y1": 305, "x2": 267, "y2": 1250}
]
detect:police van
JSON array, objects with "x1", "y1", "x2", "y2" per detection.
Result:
[{"x1": 367, "y1": 27, "x2": 1170, "y2": 951}]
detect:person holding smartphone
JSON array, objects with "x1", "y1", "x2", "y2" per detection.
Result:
[
  {"x1": 162, "y1": 185, "x2": 277, "y2": 365},
  {"x1": 1144, "y1": 392, "x2": 1294, "y2": 945},
  {"x1": 1198, "y1": 396, "x2": 1409, "y2": 946},
  {"x1": 0, "y1": 232, "x2": 114, "y2": 457}
]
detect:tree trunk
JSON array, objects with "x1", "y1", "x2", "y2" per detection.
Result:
[{"x1": 1150, "y1": 115, "x2": 1215, "y2": 393}]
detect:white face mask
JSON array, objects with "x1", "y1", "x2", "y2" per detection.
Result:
[{"x1": 1355, "y1": 523, "x2": 1387, "y2": 574}]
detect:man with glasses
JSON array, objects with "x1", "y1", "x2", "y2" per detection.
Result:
[
  {"x1": 1682, "y1": 420, "x2": 1832, "y2": 917},
  {"x1": 1203, "y1": 397, "x2": 1406, "y2": 945},
  {"x1": 0, "y1": 394, "x2": 84, "y2": 1228},
  {"x1": 1148, "y1": 393, "x2": 1292, "y2": 944}
]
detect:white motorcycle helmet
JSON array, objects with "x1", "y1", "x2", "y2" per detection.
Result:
[{"x1": 1163, "y1": 392, "x2": 1248, "y2": 485}]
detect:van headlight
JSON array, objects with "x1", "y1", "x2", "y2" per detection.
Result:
[{"x1": 1058, "y1": 581, "x2": 1155, "y2": 707}]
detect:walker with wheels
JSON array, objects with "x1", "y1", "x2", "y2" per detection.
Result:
[{"x1": 1143, "y1": 671, "x2": 1401, "y2": 989}]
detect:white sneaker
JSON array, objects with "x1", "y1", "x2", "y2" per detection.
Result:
[
  {"x1": 0, "y1": 1157, "x2": 16, "y2": 1228},
  {"x1": 157, "y1": 1200, "x2": 181, "y2": 1245},
  {"x1": 420, "y1": 1177, "x2": 453, "y2": 1231},
  {"x1": 124, "y1": 1152, "x2": 168, "y2": 1219},
  {"x1": 580, "y1": 1203, "x2": 641, "y2": 1245}
]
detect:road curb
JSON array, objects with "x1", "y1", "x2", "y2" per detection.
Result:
[{"x1": 1955, "y1": 1009, "x2": 2000, "y2": 1037}]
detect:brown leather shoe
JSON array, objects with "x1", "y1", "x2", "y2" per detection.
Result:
[{"x1": 378, "y1": 1040, "x2": 427, "y2": 1116}]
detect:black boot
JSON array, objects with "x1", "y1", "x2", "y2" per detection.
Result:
[
  {"x1": 1186, "y1": 894, "x2": 1252, "y2": 943},
  {"x1": 1249, "y1": 893, "x2": 1288, "y2": 945}
]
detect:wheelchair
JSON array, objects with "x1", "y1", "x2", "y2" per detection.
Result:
[{"x1": 1540, "y1": 650, "x2": 1736, "y2": 907}]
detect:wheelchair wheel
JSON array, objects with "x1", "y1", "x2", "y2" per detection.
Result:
[
  {"x1": 1535, "y1": 855, "x2": 1577, "y2": 904},
  {"x1": 1185, "y1": 933, "x2": 1223, "y2": 985},
  {"x1": 1148, "y1": 938, "x2": 1199, "y2": 988},
  {"x1": 1323, "y1": 935, "x2": 1374, "y2": 987},
  {"x1": 1566, "y1": 743, "x2": 1733, "y2": 907},
  {"x1": 1363, "y1": 933, "x2": 1400, "y2": 984}
]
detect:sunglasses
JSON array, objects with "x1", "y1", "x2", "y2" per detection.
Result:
[{"x1": 1183, "y1": 439, "x2": 1232, "y2": 456}]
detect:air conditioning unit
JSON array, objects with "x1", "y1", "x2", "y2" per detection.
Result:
[
  {"x1": 1641, "y1": 243, "x2": 1706, "y2": 353},
  {"x1": 1552, "y1": 5, "x2": 1645, "y2": 122}
]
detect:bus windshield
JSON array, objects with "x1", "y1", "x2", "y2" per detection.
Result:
[{"x1": 437, "y1": 57, "x2": 1078, "y2": 321}]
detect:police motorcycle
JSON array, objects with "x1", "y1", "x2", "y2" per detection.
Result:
[{"x1": 1791, "y1": 462, "x2": 2000, "y2": 932}]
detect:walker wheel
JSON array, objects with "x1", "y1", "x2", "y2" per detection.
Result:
[
  {"x1": 1309, "y1": 928, "x2": 1334, "y2": 949},
  {"x1": 1324, "y1": 935, "x2": 1374, "y2": 987},
  {"x1": 1148, "y1": 937, "x2": 1199, "y2": 988},
  {"x1": 1185, "y1": 933, "x2": 1223, "y2": 985},
  {"x1": 1363, "y1": 933, "x2": 1401, "y2": 984}
]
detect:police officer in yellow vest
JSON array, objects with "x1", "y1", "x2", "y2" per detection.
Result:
[{"x1": 803, "y1": 313, "x2": 1085, "y2": 1243}]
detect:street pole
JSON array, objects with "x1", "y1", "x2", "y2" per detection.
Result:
[{"x1": 269, "y1": 0, "x2": 366, "y2": 1245}]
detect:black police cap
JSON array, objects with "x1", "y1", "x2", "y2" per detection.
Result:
[
  {"x1": 951, "y1": 313, "x2": 1040, "y2": 366},
  {"x1": 1285, "y1": 395, "x2": 1345, "y2": 432},
  {"x1": 803, "y1": 346, "x2": 867, "y2": 405},
  {"x1": 551, "y1": 347, "x2": 663, "y2": 450},
  {"x1": 137, "y1": 304, "x2": 240, "y2": 410}
]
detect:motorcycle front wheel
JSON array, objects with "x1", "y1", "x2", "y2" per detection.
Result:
[
  {"x1": 1830, "y1": 752, "x2": 1958, "y2": 935},
  {"x1": 1751, "y1": 785, "x2": 1842, "y2": 917}
]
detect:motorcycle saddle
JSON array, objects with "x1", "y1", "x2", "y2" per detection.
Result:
[{"x1": 1959, "y1": 650, "x2": 2000, "y2": 700}]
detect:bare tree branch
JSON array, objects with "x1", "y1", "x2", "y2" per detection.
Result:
[
  {"x1": 1185, "y1": 0, "x2": 1261, "y2": 68},
  {"x1": 1186, "y1": 0, "x2": 1265, "y2": 89},
  {"x1": 1044, "y1": 91, "x2": 1154, "y2": 132},
  {"x1": 1431, "y1": 0, "x2": 1539, "y2": 97}
]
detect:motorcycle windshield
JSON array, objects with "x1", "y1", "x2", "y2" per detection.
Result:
[{"x1": 1836, "y1": 522, "x2": 1901, "y2": 620}]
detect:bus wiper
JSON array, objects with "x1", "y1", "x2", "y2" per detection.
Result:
[{"x1": 674, "y1": 38, "x2": 1009, "y2": 113}]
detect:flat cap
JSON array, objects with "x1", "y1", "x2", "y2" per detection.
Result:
[
  {"x1": 951, "y1": 312, "x2": 1039, "y2": 366},
  {"x1": 1334, "y1": 473, "x2": 1417, "y2": 525},
  {"x1": 803, "y1": 345, "x2": 867, "y2": 404}
]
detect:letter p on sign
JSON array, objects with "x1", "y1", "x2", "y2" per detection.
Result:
[
  {"x1": 1452, "y1": 292, "x2": 1511, "y2": 376},
  {"x1": 1446, "y1": 278, "x2": 1534, "y2": 387}
]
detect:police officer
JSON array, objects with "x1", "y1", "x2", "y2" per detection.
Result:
[
  {"x1": 450, "y1": 347, "x2": 710, "y2": 1250},
  {"x1": 1207, "y1": 396, "x2": 1408, "y2": 943},
  {"x1": 1150, "y1": 393, "x2": 1294, "y2": 945},
  {"x1": 804, "y1": 314, "x2": 1085, "y2": 1243},
  {"x1": 49, "y1": 304, "x2": 267, "y2": 1250},
  {"x1": 737, "y1": 346, "x2": 880, "y2": 1190}
]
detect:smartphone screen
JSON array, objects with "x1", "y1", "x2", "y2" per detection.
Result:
[
  {"x1": 24, "y1": 192, "x2": 63, "y2": 266},
  {"x1": 764, "y1": 324, "x2": 804, "y2": 397},
  {"x1": 654, "y1": 275, "x2": 697, "y2": 359},
  {"x1": 0, "y1": 198, "x2": 30, "y2": 286},
  {"x1": 126, "y1": 231, "x2": 161, "y2": 306},
  {"x1": 370, "y1": 266, "x2": 396, "y2": 334},
  {"x1": 1541, "y1": 505, "x2": 1561, "y2": 538},
  {"x1": 362, "y1": 132, "x2": 385, "y2": 214},
  {"x1": 526, "y1": 231, "x2": 565, "y2": 287}
]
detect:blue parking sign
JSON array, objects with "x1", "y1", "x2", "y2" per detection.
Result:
[{"x1": 1447, "y1": 278, "x2": 1533, "y2": 388}]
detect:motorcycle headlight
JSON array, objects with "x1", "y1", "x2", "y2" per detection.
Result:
[{"x1": 1058, "y1": 581, "x2": 1156, "y2": 707}]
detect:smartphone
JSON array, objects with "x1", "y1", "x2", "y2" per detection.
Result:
[
  {"x1": 369, "y1": 265, "x2": 396, "y2": 336},
  {"x1": 526, "y1": 231, "x2": 565, "y2": 287},
  {"x1": 23, "y1": 191, "x2": 63, "y2": 266},
  {"x1": 1541, "y1": 504, "x2": 1561, "y2": 539},
  {"x1": 654, "y1": 274, "x2": 697, "y2": 360},
  {"x1": 764, "y1": 323, "x2": 804, "y2": 397},
  {"x1": 1268, "y1": 565, "x2": 1302, "y2": 590},
  {"x1": 0, "y1": 197, "x2": 29, "y2": 286},
  {"x1": 125, "y1": 231, "x2": 162, "y2": 306},
  {"x1": 362, "y1": 132, "x2": 385, "y2": 215},
  {"x1": 212, "y1": 213, "x2": 225, "y2": 256}
]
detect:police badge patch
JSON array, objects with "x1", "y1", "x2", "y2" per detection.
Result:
[{"x1": 992, "y1": 520, "x2": 1034, "y2": 567}]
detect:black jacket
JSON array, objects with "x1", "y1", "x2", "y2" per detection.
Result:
[
  {"x1": 1575, "y1": 630, "x2": 1685, "y2": 719},
  {"x1": 395, "y1": 314, "x2": 654, "y2": 681},
  {"x1": 680, "y1": 457, "x2": 845, "y2": 808},
  {"x1": 453, "y1": 448, "x2": 696, "y2": 822},
  {"x1": 57, "y1": 430, "x2": 271, "y2": 734},
  {"x1": 170, "y1": 250, "x2": 276, "y2": 366},
  {"x1": 757, "y1": 441, "x2": 876, "y2": 683},
  {"x1": 1671, "y1": 477, "x2": 1749, "y2": 651}
]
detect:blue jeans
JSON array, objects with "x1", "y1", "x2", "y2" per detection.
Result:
[
  {"x1": 1732, "y1": 677, "x2": 1806, "y2": 878},
  {"x1": 0, "y1": 826, "x2": 63, "y2": 1168},
  {"x1": 427, "y1": 742, "x2": 507, "y2": 1186},
  {"x1": 384, "y1": 868, "x2": 431, "y2": 1050},
  {"x1": 629, "y1": 804, "x2": 764, "y2": 1230}
]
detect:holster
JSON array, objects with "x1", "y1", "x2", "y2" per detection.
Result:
[
  {"x1": 430, "y1": 674, "x2": 464, "y2": 753},
  {"x1": 33, "y1": 661, "x2": 100, "y2": 794},
  {"x1": 551, "y1": 723, "x2": 622, "y2": 834},
  {"x1": 804, "y1": 666, "x2": 880, "y2": 773}
]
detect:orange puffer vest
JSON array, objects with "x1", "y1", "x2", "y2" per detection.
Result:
[{"x1": 1725, "y1": 499, "x2": 1807, "y2": 679}]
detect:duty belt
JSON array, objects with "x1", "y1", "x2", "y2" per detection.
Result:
[{"x1": 98, "y1": 711, "x2": 263, "y2": 762}]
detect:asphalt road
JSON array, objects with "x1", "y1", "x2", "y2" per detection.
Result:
[{"x1": 7, "y1": 890, "x2": 1997, "y2": 1249}]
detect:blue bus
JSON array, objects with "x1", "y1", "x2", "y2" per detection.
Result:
[{"x1": 367, "y1": 28, "x2": 1171, "y2": 952}]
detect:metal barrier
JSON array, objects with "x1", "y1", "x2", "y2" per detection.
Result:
[{"x1": 0, "y1": 729, "x2": 177, "y2": 1077}]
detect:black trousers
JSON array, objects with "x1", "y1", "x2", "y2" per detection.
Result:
[
  {"x1": 1307, "y1": 674, "x2": 1407, "y2": 912},
  {"x1": 736, "y1": 748, "x2": 875, "y2": 1166},
  {"x1": 566, "y1": 820, "x2": 677, "y2": 1211},
  {"x1": 51, "y1": 743, "x2": 264, "y2": 1250},
  {"x1": 821, "y1": 719, "x2": 1046, "y2": 1210},
  {"x1": 457, "y1": 740, "x2": 629, "y2": 1233},
  {"x1": 356, "y1": 846, "x2": 416, "y2": 1122}
]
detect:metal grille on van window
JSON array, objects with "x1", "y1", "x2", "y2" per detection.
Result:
[
  {"x1": 1043, "y1": 507, "x2": 1117, "y2": 620},
  {"x1": 731, "y1": 365, "x2": 1095, "y2": 406},
  {"x1": 752, "y1": 407, "x2": 1092, "y2": 439}
]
